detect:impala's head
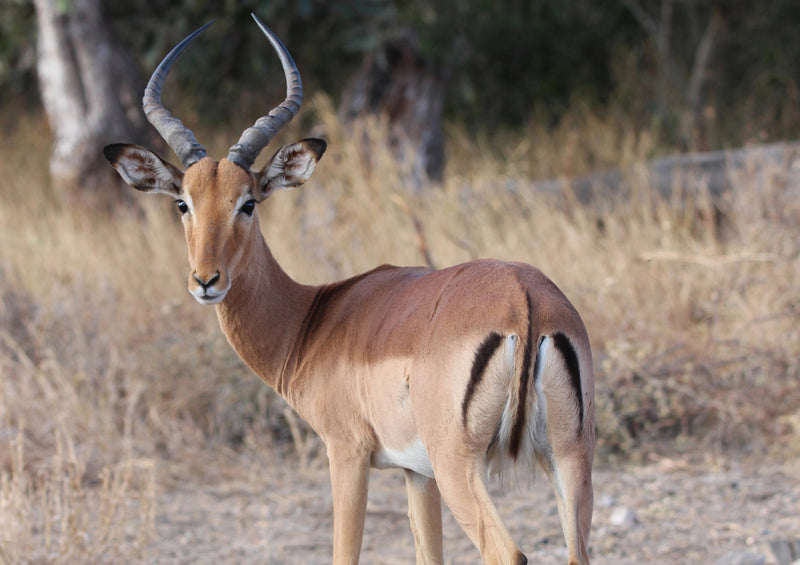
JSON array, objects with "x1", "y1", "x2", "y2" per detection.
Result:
[{"x1": 104, "y1": 16, "x2": 325, "y2": 305}]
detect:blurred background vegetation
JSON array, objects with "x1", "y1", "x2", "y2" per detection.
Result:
[
  {"x1": 1, "y1": 0, "x2": 798, "y2": 472},
  {"x1": 3, "y1": 0, "x2": 799, "y2": 150},
  {"x1": 2, "y1": 2, "x2": 800, "y2": 559}
]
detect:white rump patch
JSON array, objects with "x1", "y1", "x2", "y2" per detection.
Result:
[{"x1": 489, "y1": 335, "x2": 552, "y2": 481}]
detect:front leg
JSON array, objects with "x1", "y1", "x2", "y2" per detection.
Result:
[
  {"x1": 328, "y1": 446, "x2": 370, "y2": 565},
  {"x1": 404, "y1": 470, "x2": 444, "y2": 565}
]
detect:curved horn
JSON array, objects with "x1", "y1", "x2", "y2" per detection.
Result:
[
  {"x1": 143, "y1": 22, "x2": 213, "y2": 168},
  {"x1": 226, "y1": 14, "x2": 303, "y2": 171}
]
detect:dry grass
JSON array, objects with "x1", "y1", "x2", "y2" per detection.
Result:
[
  {"x1": 0, "y1": 426, "x2": 155, "y2": 564},
  {"x1": 1, "y1": 96, "x2": 799, "y2": 560}
]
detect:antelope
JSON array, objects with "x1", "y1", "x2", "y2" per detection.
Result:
[{"x1": 104, "y1": 15, "x2": 595, "y2": 565}]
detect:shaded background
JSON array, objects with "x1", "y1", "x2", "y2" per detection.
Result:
[{"x1": 3, "y1": 0, "x2": 799, "y2": 145}]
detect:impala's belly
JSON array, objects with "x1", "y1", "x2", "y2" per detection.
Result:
[
  {"x1": 361, "y1": 357, "x2": 434, "y2": 476},
  {"x1": 371, "y1": 437, "x2": 434, "y2": 478}
]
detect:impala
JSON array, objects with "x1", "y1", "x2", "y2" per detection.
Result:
[{"x1": 104, "y1": 15, "x2": 595, "y2": 565}]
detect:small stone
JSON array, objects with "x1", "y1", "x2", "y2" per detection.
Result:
[
  {"x1": 597, "y1": 493, "x2": 616, "y2": 508},
  {"x1": 608, "y1": 506, "x2": 637, "y2": 527},
  {"x1": 711, "y1": 551, "x2": 765, "y2": 565}
]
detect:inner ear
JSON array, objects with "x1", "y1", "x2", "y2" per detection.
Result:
[
  {"x1": 255, "y1": 138, "x2": 326, "y2": 200},
  {"x1": 104, "y1": 143, "x2": 184, "y2": 196}
]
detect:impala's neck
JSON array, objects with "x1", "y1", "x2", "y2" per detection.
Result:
[{"x1": 214, "y1": 229, "x2": 316, "y2": 397}]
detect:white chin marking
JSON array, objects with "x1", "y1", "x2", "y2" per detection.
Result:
[{"x1": 190, "y1": 290, "x2": 227, "y2": 305}]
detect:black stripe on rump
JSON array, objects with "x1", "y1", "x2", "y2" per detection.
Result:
[
  {"x1": 509, "y1": 292, "x2": 534, "y2": 459},
  {"x1": 552, "y1": 332, "x2": 584, "y2": 435},
  {"x1": 462, "y1": 332, "x2": 504, "y2": 426}
]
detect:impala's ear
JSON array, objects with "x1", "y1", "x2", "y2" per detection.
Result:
[
  {"x1": 255, "y1": 138, "x2": 326, "y2": 201},
  {"x1": 103, "y1": 143, "x2": 184, "y2": 196}
]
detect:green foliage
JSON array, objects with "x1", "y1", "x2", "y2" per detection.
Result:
[
  {"x1": 2, "y1": 0, "x2": 799, "y2": 144},
  {"x1": 103, "y1": 0, "x2": 399, "y2": 123},
  {"x1": 712, "y1": 1, "x2": 800, "y2": 142},
  {"x1": 0, "y1": 0, "x2": 36, "y2": 101},
  {"x1": 397, "y1": 1, "x2": 634, "y2": 128}
]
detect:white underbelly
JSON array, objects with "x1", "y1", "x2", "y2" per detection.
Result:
[{"x1": 371, "y1": 438, "x2": 434, "y2": 478}]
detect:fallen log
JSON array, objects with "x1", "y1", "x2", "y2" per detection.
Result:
[{"x1": 530, "y1": 141, "x2": 800, "y2": 205}]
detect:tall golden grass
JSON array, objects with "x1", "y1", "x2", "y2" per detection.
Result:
[{"x1": 1, "y1": 95, "x2": 799, "y2": 560}]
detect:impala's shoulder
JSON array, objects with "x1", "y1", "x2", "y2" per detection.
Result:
[
  {"x1": 304, "y1": 265, "x2": 423, "y2": 321},
  {"x1": 329, "y1": 264, "x2": 429, "y2": 292}
]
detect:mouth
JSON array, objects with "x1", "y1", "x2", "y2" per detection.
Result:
[
  {"x1": 190, "y1": 288, "x2": 228, "y2": 305},
  {"x1": 195, "y1": 293, "x2": 225, "y2": 305}
]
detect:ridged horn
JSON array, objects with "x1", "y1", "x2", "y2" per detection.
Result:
[
  {"x1": 226, "y1": 14, "x2": 303, "y2": 171},
  {"x1": 142, "y1": 21, "x2": 213, "y2": 168}
]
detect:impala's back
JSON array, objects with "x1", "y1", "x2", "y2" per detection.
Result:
[{"x1": 285, "y1": 258, "x2": 592, "y2": 470}]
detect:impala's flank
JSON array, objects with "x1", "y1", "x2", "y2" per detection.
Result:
[{"x1": 104, "y1": 15, "x2": 595, "y2": 565}]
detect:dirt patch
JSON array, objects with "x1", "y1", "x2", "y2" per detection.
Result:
[{"x1": 145, "y1": 458, "x2": 800, "y2": 564}]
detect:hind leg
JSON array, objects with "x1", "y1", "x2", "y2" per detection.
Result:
[
  {"x1": 433, "y1": 455, "x2": 526, "y2": 565},
  {"x1": 537, "y1": 334, "x2": 595, "y2": 564},
  {"x1": 541, "y1": 450, "x2": 593, "y2": 565},
  {"x1": 410, "y1": 337, "x2": 523, "y2": 563}
]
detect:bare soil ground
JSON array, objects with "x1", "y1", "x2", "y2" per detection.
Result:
[{"x1": 147, "y1": 457, "x2": 800, "y2": 564}]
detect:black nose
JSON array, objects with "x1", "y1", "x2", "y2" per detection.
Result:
[{"x1": 193, "y1": 271, "x2": 220, "y2": 289}]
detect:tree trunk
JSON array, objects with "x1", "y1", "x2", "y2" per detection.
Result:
[
  {"x1": 681, "y1": 6, "x2": 724, "y2": 151},
  {"x1": 622, "y1": 0, "x2": 674, "y2": 119},
  {"x1": 339, "y1": 29, "x2": 444, "y2": 191},
  {"x1": 34, "y1": 0, "x2": 152, "y2": 213}
]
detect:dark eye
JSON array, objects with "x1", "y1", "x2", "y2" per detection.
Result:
[
  {"x1": 175, "y1": 199, "x2": 189, "y2": 215},
  {"x1": 239, "y1": 199, "x2": 256, "y2": 216}
]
